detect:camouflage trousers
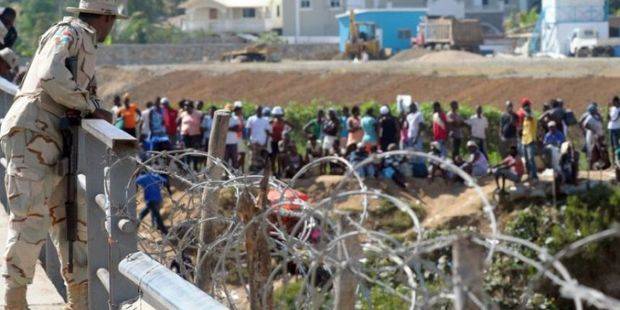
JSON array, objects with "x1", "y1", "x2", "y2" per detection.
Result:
[{"x1": 1, "y1": 128, "x2": 88, "y2": 290}]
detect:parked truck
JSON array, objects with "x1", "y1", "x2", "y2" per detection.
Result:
[
  {"x1": 416, "y1": 16, "x2": 483, "y2": 52},
  {"x1": 220, "y1": 44, "x2": 276, "y2": 63},
  {"x1": 569, "y1": 28, "x2": 620, "y2": 57}
]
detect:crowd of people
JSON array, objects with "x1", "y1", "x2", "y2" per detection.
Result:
[{"x1": 119, "y1": 93, "x2": 620, "y2": 203}]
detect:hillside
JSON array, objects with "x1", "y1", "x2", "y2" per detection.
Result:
[{"x1": 98, "y1": 58, "x2": 620, "y2": 111}]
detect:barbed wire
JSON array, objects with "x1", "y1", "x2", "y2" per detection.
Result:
[{"x1": 105, "y1": 149, "x2": 619, "y2": 309}]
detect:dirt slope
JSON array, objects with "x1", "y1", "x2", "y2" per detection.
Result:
[
  {"x1": 293, "y1": 175, "x2": 494, "y2": 230},
  {"x1": 98, "y1": 66, "x2": 620, "y2": 113}
]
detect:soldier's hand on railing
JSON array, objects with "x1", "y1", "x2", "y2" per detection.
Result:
[{"x1": 89, "y1": 108, "x2": 113, "y2": 123}]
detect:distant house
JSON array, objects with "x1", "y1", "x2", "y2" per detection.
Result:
[
  {"x1": 283, "y1": 0, "x2": 532, "y2": 43},
  {"x1": 177, "y1": 0, "x2": 283, "y2": 34},
  {"x1": 337, "y1": 9, "x2": 427, "y2": 53}
]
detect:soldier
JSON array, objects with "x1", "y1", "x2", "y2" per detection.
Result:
[{"x1": 0, "y1": 1, "x2": 126, "y2": 309}]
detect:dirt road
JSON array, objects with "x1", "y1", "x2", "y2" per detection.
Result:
[{"x1": 98, "y1": 58, "x2": 620, "y2": 112}]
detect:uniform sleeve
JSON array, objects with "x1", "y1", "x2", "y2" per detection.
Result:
[{"x1": 38, "y1": 26, "x2": 97, "y2": 113}]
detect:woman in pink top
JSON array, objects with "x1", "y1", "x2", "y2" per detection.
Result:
[
  {"x1": 177, "y1": 102, "x2": 202, "y2": 145},
  {"x1": 177, "y1": 101, "x2": 203, "y2": 169}
]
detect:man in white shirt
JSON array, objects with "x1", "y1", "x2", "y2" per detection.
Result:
[
  {"x1": 465, "y1": 105, "x2": 489, "y2": 157},
  {"x1": 140, "y1": 101, "x2": 153, "y2": 142},
  {"x1": 405, "y1": 103, "x2": 424, "y2": 151},
  {"x1": 405, "y1": 103, "x2": 425, "y2": 166},
  {"x1": 246, "y1": 106, "x2": 271, "y2": 147},
  {"x1": 246, "y1": 106, "x2": 272, "y2": 172},
  {"x1": 225, "y1": 103, "x2": 240, "y2": 167},
  {"x1": 609, "y1": 97, "x2": 620, "y2": 161}
]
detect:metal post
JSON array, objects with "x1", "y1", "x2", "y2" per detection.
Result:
[
  {"x1": 196, "y1": 110, "x2": 231, "y2": 292},
  {"x1": 334, "y1": 217, "x2": 362, "y2": 310},
  {"x1": 107, "y1": 147, "x2": 138, "y2": 309},
  {"x1": 295, "y1": 0, "x2": 300, "y2": 44},
  {"x1": 238, "y1": 169, "x2": 273, "y2": 310},
  {"x1": 452, "y1": 235, "x2": 485, "y2": 310},
  {"x1": 82, "y1": 133, "x2": 110, "y2": 310}
]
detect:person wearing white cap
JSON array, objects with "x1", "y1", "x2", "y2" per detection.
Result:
[
  {"x1": 461, "y1": 140, "x2": 489, "y2": 177},
  {"x1": 0, "y1": 1, "x2": 126, "y2": 308},
  {"x1": 543, "y1": 121, "x2": 565, "y2": 148},
  {"x1": 270, "y1": 106, "x2": 293, "y2": 176},
  {"x1": 378, "y1": 105, "x2": 399, "y2": 152}
]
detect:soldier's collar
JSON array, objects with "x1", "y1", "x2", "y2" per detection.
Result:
[{"x1": 62, "y1": 16, "x2": 97, "y2": 35}]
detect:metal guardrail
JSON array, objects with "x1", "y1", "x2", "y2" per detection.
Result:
[
  {"x1": 119, "y1": 252, "x2": 228, "y2": 310},
  {"x1": 0, "y1": 117, "x2": 226, "y2": 309},
  {"x1": 77, "y1": 119, "x2": 139, "y2": 309}
]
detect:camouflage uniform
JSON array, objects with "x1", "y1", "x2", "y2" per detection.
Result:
[{"x1": 1, "y1": 17, "x2": 101, "y2": 309}]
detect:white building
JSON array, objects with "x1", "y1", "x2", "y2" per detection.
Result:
[
  {"x1": 428, "y1": 0, "x2": 466, "y2": 18},
  {"x1": 540, "y1": 0, "x2": 608, "y2": 55},
  {"x1": 177, "y1": 0, "x2": 283, "y2": 34}
]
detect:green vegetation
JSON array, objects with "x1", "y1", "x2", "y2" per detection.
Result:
[
  {"x1": 274, "y1": 280, "x2": 303, "y2": 309},
  {"x1": 504, "y1": 7, "x2": 540, "y2": 33},
  {"x1": 112, "y1": 11, "x2": 211, "y2": 45},
  {"x1": 256, "y1": 31, "x2": 285, "y2": 46},
  {"x1": 0, "y1": 0, "x2": 202, "y2": 55},
  {"x1": 273, "y1": 185, "x2": 620, "y2": 308},
  {"x1": 487, "y1": 184, "x2": 620, "y2": 308}
]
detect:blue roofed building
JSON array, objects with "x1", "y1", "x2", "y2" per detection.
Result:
[{"x1": 336, "y1": 9, "x2": 428, "y2": 54}]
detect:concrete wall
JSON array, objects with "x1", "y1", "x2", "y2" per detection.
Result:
[
  {"x1": 428, "y1": 0, "x2": 466, "y2": 18},
  {"x1": 96, "y1": 43, "x2": 340, "y2": 65}
]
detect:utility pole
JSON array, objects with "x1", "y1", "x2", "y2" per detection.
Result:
[
  {"x1": 57, "y1": 0, "x2": 63, "y2": 18},
  {"x1": 295, "y1": 0, "x2": 300, "y2": 44},
  {"x1": 196, "y1": 110, "x2": 230, "y2": 292},
  {"x1": 452, "y1": 235, "x2": 485, "y2": 310}
]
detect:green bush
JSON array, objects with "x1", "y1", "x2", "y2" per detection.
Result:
[
  {"x1": 549, "y1": 185, "x2": 620, "y2": 256},
  {"x1": 489, "y1": 184, "x2": 620, "y2": 307}
]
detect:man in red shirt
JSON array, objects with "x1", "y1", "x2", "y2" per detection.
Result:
[
  {"x1": 432, "y1": 101, "x2": 448, "y2": 157},
  {"x1": 492, "y1": 146, "x2": 524, "y2": 192},
  {"x1": 516, "y1": 98, "x2": 531, "y2": 127},
  {"x1": 161, "y1": 97, "x2": 179, "y2": 146}
]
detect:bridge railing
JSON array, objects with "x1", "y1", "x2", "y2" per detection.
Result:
[
  {"x1": 78, "y1": 119, "x2": 139, "y2": 309},
  {"x1": 0, "y1": 117, "x2": 226, "y2": 310}
]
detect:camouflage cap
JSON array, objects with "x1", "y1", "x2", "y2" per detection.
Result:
[
  {"x1": 0, "y1": 48, "x2": 18, "y2": 70},
  {"x1": 67, "y1": 0, "x2": 128, "y2": 19}
]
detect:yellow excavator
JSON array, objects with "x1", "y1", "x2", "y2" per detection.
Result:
[{"x1": 344, "y1": 10, "x2": 382, "y2": 60}]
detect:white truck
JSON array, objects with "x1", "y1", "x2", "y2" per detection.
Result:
[{"x1": 569, "y1": 28, "x2": 620, "y2": 57}]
